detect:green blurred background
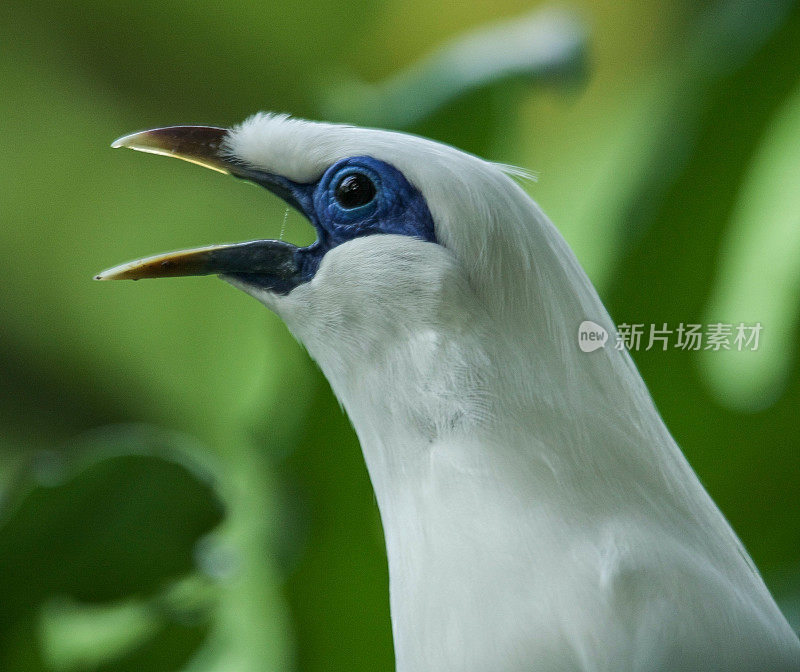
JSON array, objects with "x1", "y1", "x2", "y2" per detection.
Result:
[{"x1": 2, "y1": 0, "x2": 799, "y2": 670}]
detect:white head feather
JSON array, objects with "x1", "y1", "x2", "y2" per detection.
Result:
[{"x1": 224, "y1": 114, "x2": 799, "y2": 671}]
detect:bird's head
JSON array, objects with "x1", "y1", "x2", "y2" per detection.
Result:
[
  {"x1": 99, "y1": 113, "x2": 623, "y2": 435},
  {"x1": 100, "y1": 115, "x2": 555, "y2": 350}
]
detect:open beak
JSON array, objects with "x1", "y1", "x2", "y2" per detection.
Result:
[{"x1": 95, "y1": 126, "x2": 309, "y2": 292}]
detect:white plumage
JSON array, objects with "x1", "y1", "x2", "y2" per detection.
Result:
[{"x1": 111, "y1": 114, "x2": 800, "y2": 671}]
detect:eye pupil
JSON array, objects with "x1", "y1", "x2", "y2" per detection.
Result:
[{"x1": 334, "y1": 173, "x2": 376, "y2": 209}]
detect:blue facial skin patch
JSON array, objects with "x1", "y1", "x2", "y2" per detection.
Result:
[{"x1": 227, "y1": 156, "x2": 437, "y2": 294}]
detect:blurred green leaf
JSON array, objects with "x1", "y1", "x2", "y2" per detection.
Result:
[
  {"x1": 323, "y1": 7, "x2": 586, "y2": 130},
  {"x1": 701, "y1": 80, "x2": 800, "y2": 411},
  {"x1": 40, "y1": 597, "x2": 160, "y2": 671},
  {"x1": 0, "y1": 426, "x2": 223, "y2": 669}
]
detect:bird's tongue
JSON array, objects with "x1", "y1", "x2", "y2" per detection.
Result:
[{"x1": 94, "y1": 239, "x2": 300, "y2": 281}]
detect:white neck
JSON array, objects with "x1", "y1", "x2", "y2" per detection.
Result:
[
  {"x1": 336, "y1": 328, "x2": 797, "y2": 672},
  {"x1": 258, "y1": 231, "x2": 799, "y2": 672}
]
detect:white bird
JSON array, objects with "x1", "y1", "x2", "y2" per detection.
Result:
[{"x1": 98, "y1": 114, "x2": 800, "y2": 672}]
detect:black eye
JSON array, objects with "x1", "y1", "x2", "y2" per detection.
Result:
[{"x1": 334, "y1": 173, "x2": 377, "y2": 209}]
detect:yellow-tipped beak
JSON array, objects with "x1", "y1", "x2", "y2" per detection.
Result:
[{"x1": 111, "y1": 126, "x2": 234, "y2": 174}]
